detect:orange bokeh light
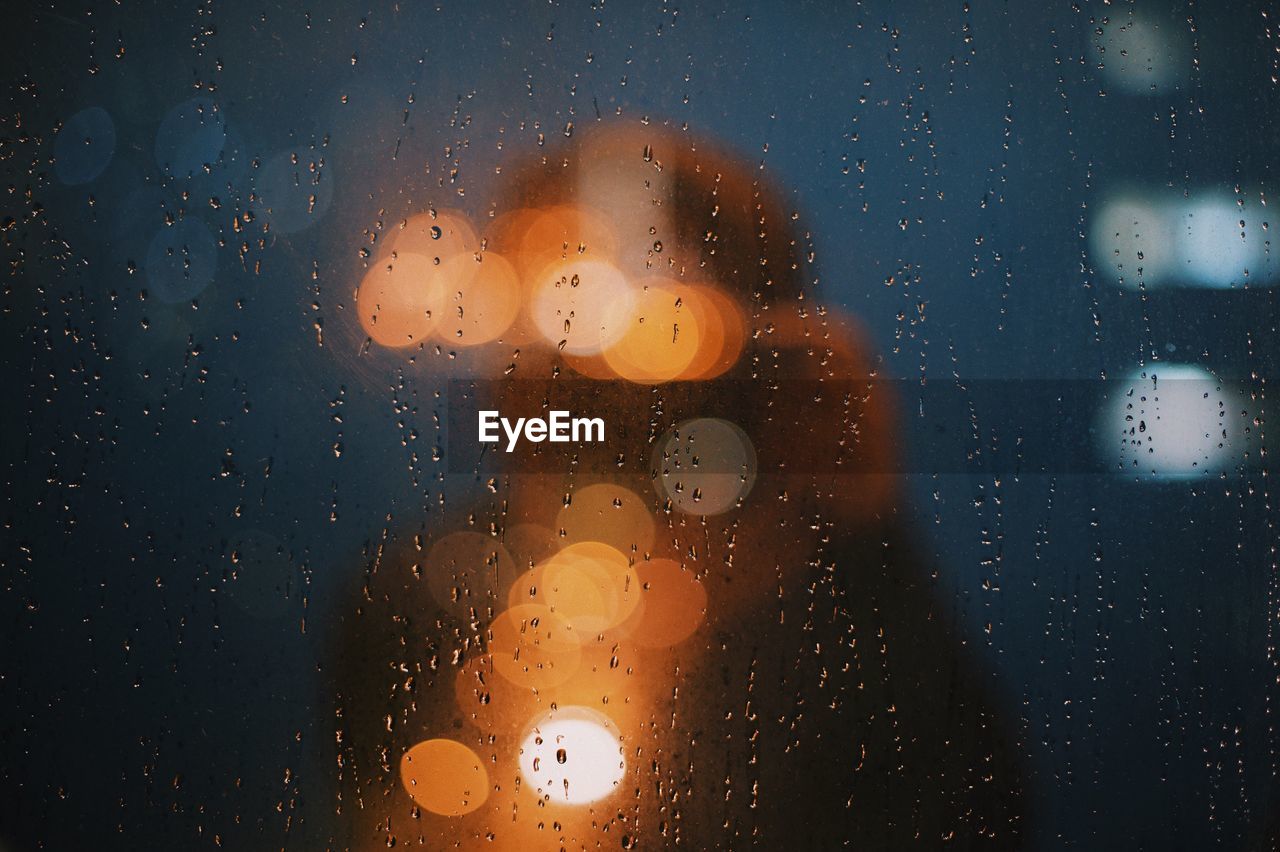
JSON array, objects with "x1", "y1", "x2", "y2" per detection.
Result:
[
  {"x1": 614, "y1": 558, "x2": 707, "y2": 648},
  {"x1": 541, "y1": 543, "x2": 641, "y2": 634},
  {"x1": 681, "y1": 284, "x2": 745, "y2": 380},
  {"x1": 515, "y1": 205, "x2": 618, "y2": 280},
  {"x1": 487, "y1": 603, "x2": 582, "y2": 690},
  {"x1": 508, "y1": 542, "x2": 641, "y2": 635},
  {"x1": 601, "y1": 281, "x2": 702, "y2": 384},
  {"x1": 554, "y1": 483, "x2": 656, "y2": 555},
  {"x1": 435, "y1": 251, "x2": 522, "y2": 346},
  {"x1": 400, "y1": 738, "x2": 489, "y2": 816},
  {"x1": 383, "y1": 209, "x2": 478, "y2": 264},
  {"x1": 528, "y1": 258, "x2": 634, "y2": 355},
  {"x1": 356, "y1": 252, "x2": 443, "y2": 348}
]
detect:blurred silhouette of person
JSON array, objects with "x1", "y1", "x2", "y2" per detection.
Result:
[{"x1": 324, "y1": 124, "x2": 1025, "y2": 849}]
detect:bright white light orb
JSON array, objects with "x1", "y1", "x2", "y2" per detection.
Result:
[
  {"x1": 518, "y1": 707, "x2": 625, "y2": 805},
  {"x1": 528, "y1": 259, "x2": 634, "y2": 355},
  {"x1": 1092, "y1": 192, "x2": 1277, "y2": 289},
  {"x1": 1100, "y1": 364, "x2": 1251, "y2": 478},
  {"x1": 1176, "y1": 198, "x2": 1264, "y2": 288}
]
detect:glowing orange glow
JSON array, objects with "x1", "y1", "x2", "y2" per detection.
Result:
[
  {"x1": 543, "y1": 637, "x2": 645, "y2": 716},
  {"x1": 454, "y1": 654, "x2": 531, "y2": 733},
  {"x1": 615, "y1": 558, "x2": 707, "y2": 648},
  {"x1": 434, "y1": 252, "x2": 522, "y2": 346},
  {"x1": 554, "y1": 483, "x2": 656, "y2": 555},
  {"x1": 383, "y1": 209, "x2": 478, "y2": 264},
  {"x1": 425, "y1": 531, "x2": 517, "y2": 619},
  {"x1": 601, "y1": 281, "x2": 702, "y2": 384},
  {"x1": 329, "y1": 125, "x2": 908, "y2": 843},
  {"x1": 356, "y1": 252, "x2": 443, "y2": 348},
  {"x1": 473, "y1": 209, "x2": 547, "y2": 345},
  {"x1": 516, "y1": 205, "x2": 618, "y2": 280},
  {"x1": 510, "y1": 542, "x2": 640, "y2": 635},
  {"x1": 682, "y1": 284, "x2": 745, "y2": 379},
  {"x1": 400, "y1": 738, "x2": 489, "y2": 816},
  {"x1": 528, "y1": 258, "x2": 634, "y2": 355},
  {"x1": 488, "y1": 603, "x2": 582, "y2": 690},
  {"x1": 540, "y1": 542, "x2": 641, "y2": 634}
]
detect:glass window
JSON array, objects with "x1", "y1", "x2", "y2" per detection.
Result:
[{"x1": 3, "y1": 2, "x2": 1277, "y2": 848}]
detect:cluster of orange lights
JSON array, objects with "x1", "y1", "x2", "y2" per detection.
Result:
[
  {"x1": 398, "y1": 484, "x2": 708, "y2": 819},
  {"x1": 364, "y1": 196, "x2": 758, "y2": 829},
  {"x1": 343, "y1": 133, "x2": 900, "y2": 842},
  {"x1": 356, "y1": 205, "x2": 744, "y2": 383}
]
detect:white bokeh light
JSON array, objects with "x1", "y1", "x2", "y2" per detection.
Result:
[
  {"x1": 519, "y1": 707, "x2": 625, "y2": 805},
  {"x1": 1175, "y1": 198, "x2": 1262, "y2": 288},
  {"x1": 1099, "y1": 364, "x2": 1253, "y2": 478},
  {"x1": 1090, "y1": 195, "x2": 1173, "y2": 287},
  {"x1": 528, "y1": 259, "x2": 635, "y2": 355},
  {"x1": 1092, "y1": 14, "x2": 1188, "y2": 95},
  {"x1": 1092, "y1": 191, "x2": 1277, "y2": 289}
]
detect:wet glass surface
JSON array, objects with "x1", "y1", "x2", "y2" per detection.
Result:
[{"x1": 2, "y1": 2, "x2": 1278, "y2": 849}]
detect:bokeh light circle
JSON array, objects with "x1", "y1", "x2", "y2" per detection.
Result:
[
  {"x1": 539, "y1": 542, "x2": 641, "y2": 635},
  {"x1": 356, "y1": 252, "x2": 443, "y2": 348},
  {"x1": 653, "y1": 418, "x2": 757, "y2": 514},
  {"x1": 509, "y1": 542, "x2": 641, "y2": 635},
  {"x1": 384, "y1": 210, "x2": 478, "y2": 264},
  {"x1": 680, "y1": 284, "x2": 745, "y2": 380},
  {"x1": 601, "y1": 282, "x2": 701, "y2": 383},
  {"x1": 254, "y1": 150, "x2": 334, "y2": 234},
  {"x1": 518, "y1": 706, "x2": 625, "y2": 805},
  {"x1": 400, "y1": 738, "x2": 489, "y2": 816},
  {"x1": 1176, "y1": 198, "x2": 1261, "y2": 288},
  {"x1": 55, "y1": 106, "x2": 116, "y2": 185},
  {"x1": 155, "y1": 97, "x2": 226, "y2": 178},
  {"x1": 529, "y1": 259, "x2": 634, "y2": 355},
  {"x1": 1092, "y1": 15, "x2": 1188, "y2": 95},
  {"x1": 435, "y1": 252, "x2": 521, "y2": 345},
  {"x1": 516, "y1": 205, "x2": 618, "y2": 278},
  {"x1": 555, "y1": 483, "x2": 655, "y2": 555},
  {"x1": 1100, "y1": 364, "x2": 1251, "y2": 478}
]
